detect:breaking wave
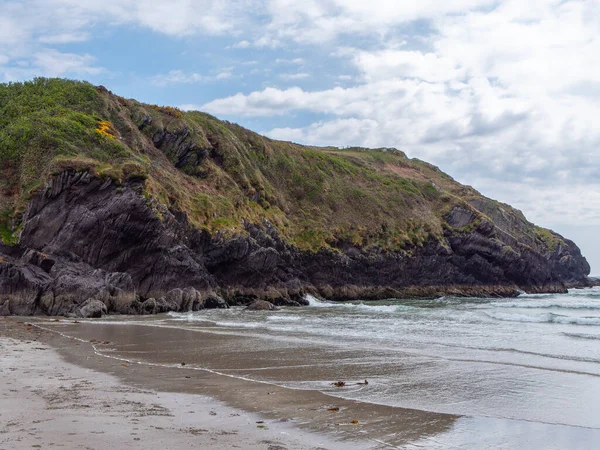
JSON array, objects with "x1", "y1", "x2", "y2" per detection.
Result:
[
  {"x1": 305, "y1": 294, "x2": 419, "y2": 313},
  {"x1": 486, "y1": 311, "x2": 600, "y2": 326}
]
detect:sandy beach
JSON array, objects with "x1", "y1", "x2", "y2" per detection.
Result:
[
  {"x1": 0, "y1": 319, "x2": 368, "y2": 450},
  {"x1": 3, "y1": 306, "x2": 599, "y2": 450},
  {"x1": 0, "y1": 317, "x2": 457, "y2": 449}
]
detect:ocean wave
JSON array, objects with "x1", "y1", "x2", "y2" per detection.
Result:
[
  {"x1": 562, "y1": 332, "x2": 600, "y2": 340},
  {"x1": 516, "y1": 287, "x2": 600, "y2": 300},
  {"x1": 516, "y1": 293, "x2": 558, "y2": 299},
  {"x1": 168, "y1": 312, "x2": 272, "y2": 329},
  {"x1": 485, "y1": 311, "x2": 600, "y2": 326},
  {"x1": 212, "y1": 321, "x2": 264, "y2": 329},
  {"x1": 305, "y1": 295, "x2": 342, "y2": 308},
  {"x1": 568, "y1": 286, "x2": 600, "y2": 295},
  {"x1": 477, "y1": 346, "x2": 600, "y2": 364},
  {"x1": 266, "y1": 314, "x2": 302, "y2": 322},
  {"x1": 351, "y1": 303, "x2": 419, "y2": 313},
  {"x1": 167, "y1": 312, "x2": 216, "y2": 323},
  {"x1": 492, "y1": 300, "x2": 600, "y2": 310},
  {"x1": 305, "y1": 294, "x2": 419, "y2": 313}
]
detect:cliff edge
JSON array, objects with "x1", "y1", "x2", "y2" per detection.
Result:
[{"x1": 0, "y1": 79, "x2": 592, "y2": 316}]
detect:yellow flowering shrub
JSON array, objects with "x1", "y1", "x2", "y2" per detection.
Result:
[{"x1": 96, "y1": 120, "x2": 117, "y2": 140}]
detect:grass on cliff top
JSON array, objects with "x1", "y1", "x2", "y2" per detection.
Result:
[
  {"x1": 0, "y1": 77, "x2": 558, "y2": 254},
  {"x1": 0, "y1": 79, "x2": 150, "y2": 243},
  {"x1": 0, "y1": 78, "x2": 138, "y2": 198}
]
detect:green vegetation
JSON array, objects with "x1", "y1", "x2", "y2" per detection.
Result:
[
  {"x1": 0, "y1": 78, "x2": 561, "y2": 254},
  {"x1": 534, "y1": 226, "x2": 565, "y2": 252},
  {"x1": 0, "y1": 78, "x2": 138, "y2": 241},
  {"x1": 0, "y1": 208, "x2": 18, "y2": 245}
]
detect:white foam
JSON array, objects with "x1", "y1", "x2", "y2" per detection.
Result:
[
  {"x1": 266, "y1": 314, "x2": 302, "y2": 322},
  {"x1": 167, "y1": 312, "x2": 214, "y2": 323},
  {"x1": 493, "y1": 299, "x2": 600, "y2": 310},
  {"x1": 568, "y1": 286, "x2": 600, "y2": 295},
  {"x1": 305, "y1": 294, "x2": 334, "y2": 307},
  {"x1": 213, "y1": 321, "x2": 264, "y2": 329},
  {"x1": 304, "y1": 294, "x2": 419, "y2": 313},
  {"x1": 486, "y1": 311, "x2": 600, "y2": 326}
]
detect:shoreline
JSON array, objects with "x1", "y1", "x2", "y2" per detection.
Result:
[
  {"x1": 0, "y1": 317, "x2": 459, "y2": 449},
  {"x1": 3, "y1": 310, "x2": 599, "y2": 449},
  {"x1": 4, "y1": 282, "x2": 598, "y2": 319}
]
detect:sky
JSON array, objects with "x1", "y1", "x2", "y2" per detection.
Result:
[{"x1": 0, "y1": 0, "x2": 599, "y2": 273}]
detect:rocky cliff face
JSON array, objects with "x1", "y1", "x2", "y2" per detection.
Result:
[
  {"x1": 0, "y1": 168, "x2": 591, "y2": 317},
  {"x1": 0, "y1": 79, "x2": 593, "y2": 316}
]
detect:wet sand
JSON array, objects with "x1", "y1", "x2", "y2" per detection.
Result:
[
  {"x1": 0, "y1": 322, "x2": 366, "y2": 450},
  {"x1": 0, "y1": 317, "x2": 458, "y2": 449}
]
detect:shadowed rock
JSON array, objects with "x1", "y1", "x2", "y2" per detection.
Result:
[
  {"x1": 246, "y1": 300, "x2": 279, "y2": 311},
  {"x1": 78, "y1": 299, "x2": 107, "y2": 318}
]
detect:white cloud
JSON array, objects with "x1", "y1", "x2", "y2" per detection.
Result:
[
  {"x1": 203, "y1": 87, "x2": 310, "y2": 116},
  {"x1": 260, "y1": 0, "x2": 497, "y2": 43},
  {"x1": 352, "y1": 50, "x2": 463, "y2": 83},
  {"x1": 216, "y1": 71, "x2": 233, "y2": 80},
  {"x1": 203, "y1": 77, "x2": 529, "y2": 140},
  {"x1": 230, "y1": 40, "x2": 251, "y2": 48},
  {"x1": 253, "y1": 34, "x2": 282, "y2": 48},
  {"x1": 203, "y1": 84, "x2": 380, "y2": 116},
  {"x1": 151, "y1": 69, "x2": 233, "y2": 86},
  {"x1": 179, "y1": 104, "x2": 203, "y2": 112},
  {"x1": 279, "y1": 72, "x2": 310, "y2": 81},
  {"x1": 39, "y1": 0, "x2": 247, "y2": 37},
  {"x1": 270, "y1": 118, "x2": 381, "y2": 146},
  {"x1": 2, "y1": 49, "x2": 103, "y2": 80},
  {"x1": 0, "y1": 14, "x2": 28, "y2": 45},
  {"x1": 0, "y1": 0, "x2": 256, "y2": 80},
  {"x1": 38, "y1": 32, "x2": 89, "y2": 44},
  {"x1": 275, "y1": 58, "x2": 305, "y2": 65},
  {"x1": 33, "y1": 50, "x2": 102, "y2": 77},
  {"x1": 470, "y1": 178, "x2": 600, "y2": 227}
]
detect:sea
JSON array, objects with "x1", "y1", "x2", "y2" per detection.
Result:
[{"x1": 49, "y1": 287, "x2": 600, "y2": 448}]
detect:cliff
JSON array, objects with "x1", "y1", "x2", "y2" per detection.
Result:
[{"x1": 0, "y1": 78, "x2": 592, "y2": 316}]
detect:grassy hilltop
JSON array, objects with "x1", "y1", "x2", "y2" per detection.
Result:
[{"x1": 0, "y1": 78, "x2": 562, "y2": 254}]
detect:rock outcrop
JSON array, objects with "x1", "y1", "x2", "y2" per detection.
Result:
[{"x1": 246, "y1": 300, "x2": 279, "y2": 311}]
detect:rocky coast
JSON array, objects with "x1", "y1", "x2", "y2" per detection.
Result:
[{"x1": 0, "y1": 78, "x2": 594, "y2": 317}]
